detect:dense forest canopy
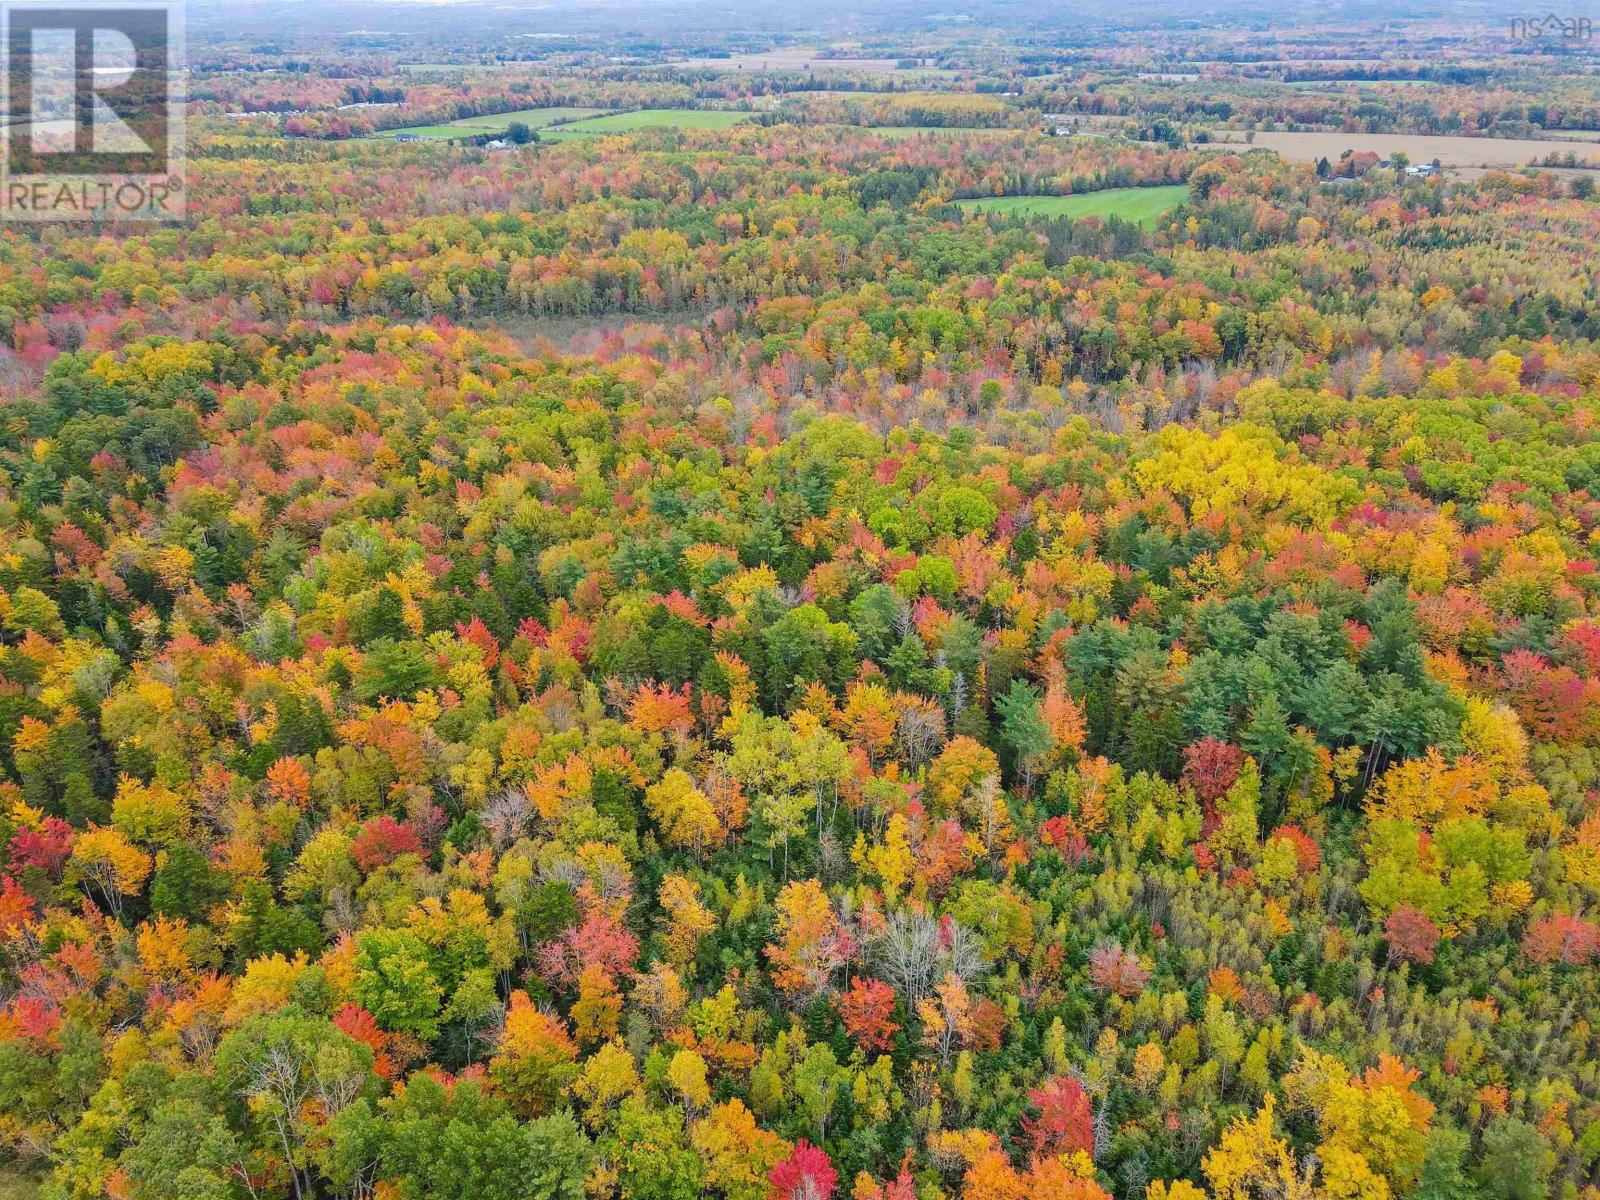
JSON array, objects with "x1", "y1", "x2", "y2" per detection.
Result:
[{"x1": 2, "y1": 8, "x2": 1600, "y2": 1200}]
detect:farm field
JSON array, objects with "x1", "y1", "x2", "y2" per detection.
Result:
[
  {"x1": 537, "y1": 109, "x2": 753, "y2": 138},
  {"x1": 379, "y1": 110, "x2": 1005, "y2": 144},
  {"x1": 448, "y1": 107, "x2": 604, "y2": 129},
  {"x1": 374, "y1": 107, "x2": 604, "y2": 139},
  {"x1": 1200, "y1": 129, "x2": 1600, "y2": 170},
  {"x1": 956, "y1": 184, "x2": 1188, "y2": 226},
  {"x1": 371, "y1": 124, "x2": 469, "y2": 139}
]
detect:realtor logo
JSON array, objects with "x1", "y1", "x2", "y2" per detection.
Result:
[{"x1": 1, "y1": 0, "x2": 184, "y2": 221}]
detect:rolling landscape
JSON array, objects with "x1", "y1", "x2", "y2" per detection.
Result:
[{"x1": 0, "y1": 4, "x2": 1599, "y2": 1200}]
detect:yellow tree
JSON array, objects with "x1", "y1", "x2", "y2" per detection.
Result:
[
  {"x1": 646, "y1": 768, "x2": 724, "y2": 860},
  {"x1": 110, "y1": 775, "x2": 190, "y2": 848},
  {"x1": 632, "y1": 961, "x2": 689, "y2": 1031},
  {"x1": 667, "y1": 1047, "x2": 712, "y2": 1114},
  {"x1": 1202, "y1": 1097, "x2": 1313, "y2": 1200},
  {"x1": 917, "y1": 971, "x2": 973, "y2": 1068},
  {"x1": 690, "y1": 1098, "x2": 791, "y2": 1200},
  {"x1": 1284, "y1": 1050, "x2": 1433, "y2": 1195},
  {"x1": 70, "y1": 826, "x2": 151, "y2": 919},
  {"x1": 571, "y1": 963, "x2": 623, "y2": 1046},
  {"x1": 659, "y1": 874, "x2": 717, "y2": 969},
  {"x1": 571, "y1": 1038, "x2": 642, "y2": 1131},
  {"x1": 135, "y1": 915, "x2": 192, "y2": 983},
  {"x1": 851, "y1": 813, "x2": 914, "y2": 903},
  {"x1": 1562, "y1": 812, "x2": 1600, "y2": 897},
  {"x1": 926, "y1": 736, "x2": 1001, "y2": 817},
  {"x1": 841, "y1": 681, "x2": 898, "y2": 766},
  {"x1": 488, "y1": 991, "x2": 579, "y2": 1117}
]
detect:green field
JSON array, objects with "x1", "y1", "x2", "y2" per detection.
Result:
[
  {"x1": 538, "y1": 109, "x2": 752, "y2": 139},
  {"x1": 377, "y1": 113, "x2": 1004, "y2": 145},
  {"x1": 451, "y1": 107, "x2": 603, "y2": 129},
  {"x1": 375, "y1": 124, "x2": 476, "y2": 139},
  {"x1": 375, "y1": 107, "x2": 604, "y2": 140},
  {"x1": 956, "y1": 184, "x2": 1188, "y2": 227}
]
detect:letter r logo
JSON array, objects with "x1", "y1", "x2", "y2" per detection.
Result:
[
  {"x1": 0, "y1": 0, "x2": 183, "y2": 221},
  {"x1": 2, "y1": 1, "x2": 179, "y2": 175}
]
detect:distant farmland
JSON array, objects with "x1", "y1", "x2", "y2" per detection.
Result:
[
  {"x1": 665, "y1": 48, "x2": 907, "y2": 72},
  {"x1": 376, "y1": 111, "x2": 1016, "y2": 145},
  {"x1": 375, "y1": 107, "x2": 604, "y2": 140},
  {"x1": 1200, "y1": 130, "x2": 1600, "y2": 175},
  {"x1": 538, "y1": 109, "x2": 753, "y2": 138},
  {"x1": 956, "y1": 185, "x2": 1188, "y2": 227}
]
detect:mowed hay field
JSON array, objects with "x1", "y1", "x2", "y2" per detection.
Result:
[
  {"x1": 539, "y1": 109, "x2": 753, "y2": 139},
  {"x1": 448, "y1": 108, "x2": 604, "y2": 130},
  {"x1": 1201, "y1": 130, "x2": 1600, "y2": 175},
  {"x1": 375, "y1": 107, "x2": 603, "y2": 139},
  {"x1": 957, "y1": 185, "x2": 1188, "y2": 227}
]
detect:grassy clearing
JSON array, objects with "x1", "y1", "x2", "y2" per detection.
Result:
[
  {"x1": 956, "y1": 184, "x2": 1187, "y2": 227},
  {"x1": 375, "y1": 107, "x2": 604, "y2": 140},
  {"x1": 375, "y1": 124, "x2": 473, "y2": 139},
  {"x1": 537, "y1": 109, "x2": 752, "y2": 139},
  {"x1": 377, "y1": 113, "x2": 1009, "y2": 145},
  {"x1": 450, "y1": 107, "x2": 604, "y2": 129}
]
